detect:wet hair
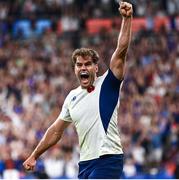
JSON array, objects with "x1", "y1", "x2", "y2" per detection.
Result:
[{"x1": 71, "y1": 48, "x2": 99, "y2": 68}]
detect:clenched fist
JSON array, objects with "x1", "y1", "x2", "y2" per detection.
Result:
[
  {"x1": 23, "y1": 155, "x2": 36, "y2": 171},
  {"x1": 119, "y1": 1, "x2": 133, "y2": 18}
]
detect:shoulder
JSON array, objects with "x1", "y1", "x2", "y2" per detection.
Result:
[
  {"x1": 99, "y1": 69, "x2": 124, "y2": 89},
  {"x1": 96, "y1": 70, "x2": 109, "y2": 82},
  {"x1": 64, "y1": 86, "x2": 81, "y2": 103},
  {"x1": 69, "y1": 86, "x2": 82, "y2": 96},
  {"x1": 97, "y1": 69, "x2": 123, "y2": 82}
]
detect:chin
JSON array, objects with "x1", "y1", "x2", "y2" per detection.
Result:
[
  {"x1": 81, "y1": 85, "x2": 89, "y2": 89},
  {"x1": 80, "y1": 82, "x2": 91, "y2": 89}
]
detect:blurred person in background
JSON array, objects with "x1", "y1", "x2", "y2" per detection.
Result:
[
  {"x1": 0, "y1": 0, "x2": 178, "y2": 179},
  {"x1": 23, "y1": 1, "x2": 133, "y2": 179}
]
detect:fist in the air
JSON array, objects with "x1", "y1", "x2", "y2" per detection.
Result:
[{"x1": 119, "y1": 1, "x2": 133, "y2": 18}]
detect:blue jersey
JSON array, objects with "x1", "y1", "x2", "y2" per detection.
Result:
[{"x1": 59, "y1": 69, "x2": 123, "y2": 161}]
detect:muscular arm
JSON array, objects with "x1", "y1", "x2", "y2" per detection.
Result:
[
  {"x1": 110, "y1": 2, "x2": 133, "y2": 80},
  {"x1": 23, "y1": 118, "x2": 71, "y2": 171},
  {"x1": 31, "y1": 119, "x2": 70, "y2": 159}
]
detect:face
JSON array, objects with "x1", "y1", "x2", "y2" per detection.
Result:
[{"x1": 74, "y1": 56, "x2": 98, "y2": 89}]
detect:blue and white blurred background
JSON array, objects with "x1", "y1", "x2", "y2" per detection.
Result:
[{"x1": 0, "y1": 0, "x2": 178, "y2": 179}]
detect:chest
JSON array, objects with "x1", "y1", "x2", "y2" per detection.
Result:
[{"x1": 69, "y1": 89, "x2": 100, "y2": 123}]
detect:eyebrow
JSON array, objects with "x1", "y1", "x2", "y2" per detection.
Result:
[{"x1": 76, "y1": 61, "x2": 93, "y2": 65}]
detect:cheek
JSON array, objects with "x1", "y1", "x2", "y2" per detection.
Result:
[
  {"x1": 74, "y1": 67, "x2": 79, "y2": 76},
  {"x1": 88, "y1": 68, "x2": 94, "y2": 75},
  {"x1": 89, "y1": 65, "x2": 98, "y2": 74},
  {"x1": 96, "y1": 66, "x2": 98, "y2": 73},
  {"x1": 93, "y1": 67, "x2": 98, "y2": 74},
  {"x1": 90, "y1": 66, "x2": 97, "y2": 72}
]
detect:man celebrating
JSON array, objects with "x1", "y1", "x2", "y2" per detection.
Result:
[{"x1": 23, "y1": 1, "x2": 133, "y2": 179}]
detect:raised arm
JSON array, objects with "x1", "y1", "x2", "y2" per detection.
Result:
[
  {"x1": 110, "y1": 1, "x2": 133, "y2": 80},
  {"x1": 23, "y1": 118, "x2": 71, "y2": 171}
]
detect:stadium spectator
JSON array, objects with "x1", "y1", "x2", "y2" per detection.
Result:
[{"x1": 0, "y1": 0, "x2": 178, "y2": 179}]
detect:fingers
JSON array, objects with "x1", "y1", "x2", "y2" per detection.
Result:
[
  {"x1": 24, "y1": 164, "x2": 34, "y2": 171},
  {"x1": 120, "y1": 1, "x2": 126, "y2": 8},
  {"x1": 120, "y1": 9, "x2": 126, "y2": 16},
  {"x1": 127, "y1": 9, "x2": 132, "y2": 17},
  {"x1": 23, "y1": 162, "x2": 34, "y2": 171},
  {"x1": 120, "y1": 2, "x2": 132, "y2": 10},
  {"x1": 119, "y1": 1, "x2": 133, "y2": 17}
]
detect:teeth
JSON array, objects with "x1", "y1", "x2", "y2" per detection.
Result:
[{"x1": 80, "y1": 72, "x2": 88, "y2": 75}]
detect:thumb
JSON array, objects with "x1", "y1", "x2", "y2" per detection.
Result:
[{"x1": 120, "y1": 1, "x2": 126, "y2": 9}]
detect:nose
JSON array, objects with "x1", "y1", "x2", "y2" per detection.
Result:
[{"x1": 81, "y1": 64, "x2": 87, "y2": 70}]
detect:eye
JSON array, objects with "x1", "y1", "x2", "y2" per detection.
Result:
[
  {"x1": 76, "y1": 63, "x2": 82, "y2": 68},
  {"x1": 85, "y1": 62, "x2": 92, "y2": 67}
]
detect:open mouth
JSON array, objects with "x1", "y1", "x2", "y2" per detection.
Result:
[{"x1": 80, "y1": 72, "x2": 90, "y2": 84}]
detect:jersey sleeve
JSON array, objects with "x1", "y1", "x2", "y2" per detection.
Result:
[{"x1": 58, "y1": 93, "x2": 73, "y2": 122}]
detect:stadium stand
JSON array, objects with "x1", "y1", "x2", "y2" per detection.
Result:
[{"x1": 0, "y1": 0, "x2": 178, "y2": 179}]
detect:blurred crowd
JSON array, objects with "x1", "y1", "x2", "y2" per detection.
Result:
[
  {"x1": 0, "y1": 0, "x2": 179, "y2": 179},
  {"x1": 0, "y1": 0, "x2": 179, "y2": 20}
]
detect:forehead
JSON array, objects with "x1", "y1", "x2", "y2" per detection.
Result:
[{"x1": 76, "y1": 56, "x2": 93, "y2": 63}]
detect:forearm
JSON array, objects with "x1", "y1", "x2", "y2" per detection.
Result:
[
  {"x1": 31, "y1": 126, "x2": 62, "y2": 160},
  {"x1": 116, "y1": 17, "x2": 132, "y2": 59}
]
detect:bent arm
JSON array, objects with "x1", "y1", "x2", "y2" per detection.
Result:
[
  {"x1": 31, "y1": 119, "x2": 71, "y2": 160},
  {"x1": 110, "y1": 2, "x2": 132, "y2": 80}
]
